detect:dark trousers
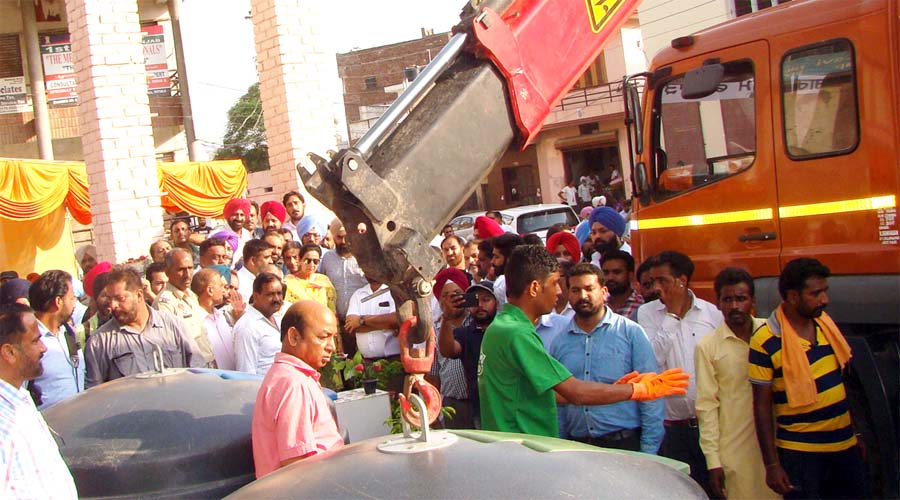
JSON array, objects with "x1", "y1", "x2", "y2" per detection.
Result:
[
  {"x1": 572, "y1": 428, "x2": 641, "y2": 452},
  {"x1": 440, "y1": 397, "x2": 475, "y2": 429},
  {"x1": 779, "y1": 446, "x2": 866, "y2": 499},
  {"x1": 660, "y1": 425, "x2": 711, "y2": 496}
]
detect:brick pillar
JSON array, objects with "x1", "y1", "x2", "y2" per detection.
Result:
[
  {"x1": 250, "y1": 0, "x2": 346, "y2": 211},
  {"x1": 66, "y1": 0, "x2": 163, "y2": 263}
]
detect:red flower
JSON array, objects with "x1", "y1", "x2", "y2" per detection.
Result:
[
  {"x1": 354, "y1": 363, "x2": 364, "y2": 372},
  {"x1": 373, "y1": 364, "x2": 383, "y2": 372}
]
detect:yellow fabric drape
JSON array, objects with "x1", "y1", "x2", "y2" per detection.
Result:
[
  {"x1": 0, "y1": 205, "x2": 78, "y2": 277},
  {"x1": 159, "y1": 160, "x2": 248, "y2": 217},
  {"x1": 0, "y1": 159, "x2": 248, "y2": 222},
  {"x1": 0, "y1": 158, "x2": 88, "y2": 223}
]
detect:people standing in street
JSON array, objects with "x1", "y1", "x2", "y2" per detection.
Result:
[
  {"x1": 152, "y1": 248, "x2": 214, "y2": 366},
  {"x1": 750, "y1": 258, "x2": 865, "y2": 499},
  {"x1": 478, "y1": 244, "x2": 689, "y2": 437},
  {"x1": 695, "y1": 267, "x2": 779, "y2": 500},
  {"x1": 550, "y1": 263, "x2": 663, "y2": 453},
  {"x1": 28, "y1": 271, "x2": 84, "y2": 409},
  {"x1": 234, "y1": 273, "x2": 285, "y2": 375},
  {"x1": 192, "y1": 269, "x2": 235, "y2": 370},
  {"x1": 601, "y1": 250, "x2": 644, "y2": 319},
  {"x1": 236, "y1": 239, "x2": 275, "y2": 304},
  {"x1": 0, "y1": 303, "x2": 78, "y2": 499},
  {"x1": 637, "y1": 250, "x2": 723, "y2": 493},
  {"x1": 251, "y1": 300, "x2": 343, "y2": 478},
  {"x1": 85, "y1": 266, "x2": 204, "y2": 388},
  {"x1": 588, "y1": 207, "x2": 630, "y2": 266},
  {"x1": 558, "y1": 179, "x2": 578, "y2": 208}
]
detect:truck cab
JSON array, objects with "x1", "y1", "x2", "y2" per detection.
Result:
[{"x1": 625, "y1": 0, "x2": 898, "y2": 495}]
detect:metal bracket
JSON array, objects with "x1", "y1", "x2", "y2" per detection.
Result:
[{"x1": 376, "y1": 394, "x2": 458, "y2": 454}]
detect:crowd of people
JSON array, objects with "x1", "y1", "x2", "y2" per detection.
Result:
[{"x1": 0, "y1": 189, "x2": 865, "y2": 499}]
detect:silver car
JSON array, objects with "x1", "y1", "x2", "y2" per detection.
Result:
[{"x1": 435, "y1": 203, "x2": 579, "y2": 244}]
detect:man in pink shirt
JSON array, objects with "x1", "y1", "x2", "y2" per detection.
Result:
[{"x1": 251, "y1": 300, "x2": 344, "y2": 478}]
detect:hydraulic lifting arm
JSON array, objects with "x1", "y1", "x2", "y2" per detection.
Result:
[{"x1": 301, "y1": 0, "x2": 641, "y2": 345}]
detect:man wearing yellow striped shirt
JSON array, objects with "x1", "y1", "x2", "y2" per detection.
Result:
[{"x1": 749, "y1": 258, "x2": 865, "y2": 499}]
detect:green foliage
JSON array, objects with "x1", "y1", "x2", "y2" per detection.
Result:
[
  {"x1": 321, "y1": 352, "x2": 404, "y2": 392},
  {"x1": 214, "y1": 82, "x2": 269, "y2": 172}
]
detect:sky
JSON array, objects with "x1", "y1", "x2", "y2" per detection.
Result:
[{"x1": 180, "y1": 0, "x2": 465, "y2": 157}]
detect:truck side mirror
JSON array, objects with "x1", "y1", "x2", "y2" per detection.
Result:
[
  {"x1": 682, "y1": 64, "x2": 724, "y2": 100},
  {"x1": 635, "y1": 161, "x2": 649, "y2": 195}
]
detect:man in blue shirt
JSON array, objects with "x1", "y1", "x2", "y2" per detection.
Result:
[
  {"x1": 549, "y1": 263, "x2": 663, "y2": 453},
  {"x1": 28, "y1": 271, "x2": 84, "y2": 409}
]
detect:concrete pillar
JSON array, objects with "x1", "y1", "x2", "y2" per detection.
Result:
[
  {"x1": 66, "y1": 0, "x2": 163, "y2": 263},
  {"x1": 21, "y1": 1, "x2": 54, "y2": 159},
  {"x1": 249, "y1": 0, "x2": 345, "y2": 211}
]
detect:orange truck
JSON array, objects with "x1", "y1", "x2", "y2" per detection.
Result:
[{"x1": 624, "y1": 0, "x2": 898, "y2": 495}]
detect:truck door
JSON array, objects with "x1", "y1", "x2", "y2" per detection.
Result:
[
  {"x1": 633, "y1": 41, "x2": 780, "y2": 300},
  {"x1": 770, "y1": 31, "x2": 900, "y2": 324}
]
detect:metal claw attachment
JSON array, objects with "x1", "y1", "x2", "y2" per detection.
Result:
[{"x1": 398, "y1": 317, "x2": 442, "y2": 428}]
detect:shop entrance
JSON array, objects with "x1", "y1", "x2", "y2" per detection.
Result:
[{"x1": 562, "y1": 145, "x2": 625, "y2": 206}]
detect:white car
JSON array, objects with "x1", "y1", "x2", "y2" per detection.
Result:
[{"x1": 433, "y1": 203, "x2": 579, "y2": 245}]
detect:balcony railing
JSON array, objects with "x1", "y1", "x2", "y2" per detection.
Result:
[{"x1": 553, "y1": 79, "x2": 645, "y2": 112}]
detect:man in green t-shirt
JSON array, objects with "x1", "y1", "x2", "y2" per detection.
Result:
[{"x1": 478, "y1": 245, "x2": 689, "y2": 437}]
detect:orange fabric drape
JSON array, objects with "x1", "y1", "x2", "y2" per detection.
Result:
[
  {"x1": 158, "y1": 160, "x2": 249, "y2": 217},
  {"x1": 66, "y1": 162, "x2": 92, "y2": 225},
  {"x1": 0, "y1": 158, "x2": 247, "y2": 222},
  {"x1": 0, "y1": 158, "x2": 88, "y2": 223}
]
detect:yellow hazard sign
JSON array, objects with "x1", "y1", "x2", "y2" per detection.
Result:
[{"x1": 585, "y1": 0, "x2": 625, "y2": 34}]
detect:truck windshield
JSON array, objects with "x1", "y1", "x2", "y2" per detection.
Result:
[{"x1": 652, "y1": 59, "x2": 756, "y2": 198}]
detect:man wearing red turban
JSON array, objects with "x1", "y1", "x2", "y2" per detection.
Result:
[
  {"x1": 260, "y1": 201, "x2": 287, "y2": 233},
  {"x1": 546, "y1": 231, "x2": 581, "y2": 264},
  {"x1": 473, "y1": 216, "x2": 504, "y2": 239},
  {"x1": 213, "y1": 198, "x2": 253, "y2": 263}
]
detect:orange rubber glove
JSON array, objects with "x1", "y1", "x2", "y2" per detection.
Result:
[
  {"x1": 614, "y1": 371, "x2": 640, "y2": 384},
  {"x1": 629, "y1": 368, "x2": 690, "y2": 401}
]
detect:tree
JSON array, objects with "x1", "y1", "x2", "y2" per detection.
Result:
[{"x1": 215, "y1": 83, "x2": 269, "y2": 172}]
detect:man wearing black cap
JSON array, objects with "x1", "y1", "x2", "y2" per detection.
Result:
[
  {"x1": 438, "y1": 280, "x2": 498, "y2": 428},
  {"x1": 0, "y1": 270, "x2": 19, "y2": 284},
  {"x1": 0, "y1": 278, "x2": 31, "y2": 306}
]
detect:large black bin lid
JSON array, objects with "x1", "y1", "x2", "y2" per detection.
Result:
[
  {"x1": 227, "y1": 429, "x2": 706, "y2": 499},
  {"x1": 43, "y1": 368, "x2": 262, "y2": 499}
]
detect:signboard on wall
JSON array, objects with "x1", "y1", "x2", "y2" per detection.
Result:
[
  {"x1": 0, "y1": 76, "x2": 29, "y2": 114},
  {"x1": 0, "y1": 34, "x2": 30, "y2": 115},
  {"x1": 142, "y1": 25, "x2": 170, "y2": 96},
  {"x1": 40, "y1": 33, "x2": 77, "y2": 106},
  {"x1": 39, "y1": 26, "x2": 171, "y2": 106}
]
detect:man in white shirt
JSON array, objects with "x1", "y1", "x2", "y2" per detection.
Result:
[
  {"x1": 0, "y1": 303, "x2": 78, "y2": 499},
  {"x1": 234, "y1": 273, "x2": 284, "y2": 374},
  {"x1": 637, "y1": 250, "x2": 723, "y2": 493},
  {"x1": 557, "y1": 179, "x2": 577, "y2": 208},
  {"x1": 344, "y1": 279, "x2": 400, "y2": 360},
  {"x1": 191, "y1": 269, "x2": 235, "y2": 370},
  {"x1": 577, "y1": 176, "x2": 592, "y2": 208},
  {"x1": 236, "y1": 239, "x2": 275, "y2": 304}
]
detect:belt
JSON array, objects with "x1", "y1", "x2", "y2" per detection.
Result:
[
  {"x1": 664, "y1": 418, "x2": 699, "y2": 428},
  {"x1": 574, "y1": 428, "x2": 640, "y2": 446}
]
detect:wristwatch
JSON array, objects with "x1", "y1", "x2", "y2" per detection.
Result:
[{"x1": 360, "y1": 315, "x2": 366, "y2": 326}]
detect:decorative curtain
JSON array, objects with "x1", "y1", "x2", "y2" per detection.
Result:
[
  {"x1": 158, "y1": 160, "x2": 248, "y2": 217},
  {"x1": 0, "y1": 159, "x2": 248, "y2": 223},
  {"x1": 0, "y1": 158, "x2": 89, "y2": 223}
]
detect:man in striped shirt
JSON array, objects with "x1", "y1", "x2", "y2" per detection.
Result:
[
  {"x1": 0, "y1": 304, "x2": 78, "y2": 499},
  {"x1": 749, "y1": 258, "x2": 865, "y2": 499}
]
